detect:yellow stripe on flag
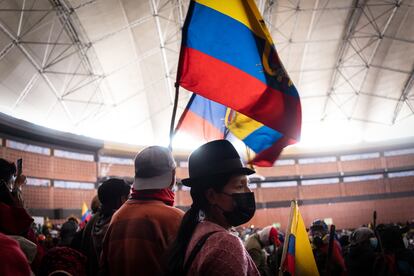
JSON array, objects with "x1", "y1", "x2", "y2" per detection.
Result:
[
  {"x1": 81, "y1": 202, "x2": 88, "y2": 215},
  {"x1": 195, "y1": 0, "x2": 273, "y2": 42},
  {"x1": 291, "y1": 202, "x2": 320, "y2": 276},
  {"x1": 225, "y1": 109, "x2": 264, "y2": 140}
]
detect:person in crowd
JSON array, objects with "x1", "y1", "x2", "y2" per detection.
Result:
[
  {"x1": 377, "y1": 224, "x2": 414, "y2": 276},
  {"x1": 309, "y1": 219, "x2": 346, "y2": 276},
  {"x1": 344, "y1": 227, "x2": 378, "y2": 276},
  {"x1": 0, "y1": 158, "x2": 25, "y2": 207},
  {"x1": 339, "y1": 231, "x2": 351, "y2": 256},
  {"x1": 166, "y1": 139, "x2": 260, "y2": 276},
  {"x1": 0, "y1": 232, "x2": 32, "y2": 276},
  {"x1": 9, "y1": 234, "x2": 38, "y2": 265},
  {"x1": 81, "y1": 178, "x2": 130, "y2": 276},
  {"x1": 0, "y1": 158, "x2": 44, "y2": 274},
  {"x1": 90, "y1": 195, "x2": 101, "y2": 215},
  {"x1": 100, "y1": 146, "x2": 184, "y2": 276},
  {"x1": 406, "y1": 225, "x2": 414, "y2": 250},
  {"x1": 59, "y1": 217, "x2": 78, "y2": 246},
  {"x1": 71, "y1": 196, "x2": 102, "y2": 251},
  {"x1": 39, "y1": 246, "x2": 87, "y2": 276},
  {"x1": 245, "y1": 226, "x2": 281, "y2": 276}
]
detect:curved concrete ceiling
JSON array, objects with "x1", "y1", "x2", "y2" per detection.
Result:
[{"x1": 0, "y1": 0, "x2": 413, "y2": 151}]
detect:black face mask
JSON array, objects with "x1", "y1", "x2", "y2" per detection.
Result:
[{"x1": 219, "y1": 192, "x2": 256, "y2": 226}]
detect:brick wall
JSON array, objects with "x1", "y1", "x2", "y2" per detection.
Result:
[
  {"x1": 99, "y1": 164, "x2": 189, "y2": 179},
  {"x1": 261, "y1": 186, "x2": 297, "y2": 202},
  {"x1": 0, "y1": 147, "x2": 96, "y2": 182},
  {"x1": 99, "y1": 163, "x2": 134, "y2": 178},
  {"x1": 21, "y1": 186, "x2": 97, "y2": 210},
  {"x1": 386, "y1": 154, "x2": 414, "y2": 169},
  {"x1": 256, "y1": 165, "x2": 297, "y2": 177},
  {"x1": 299, "y1": 162, "x2": 339, "y2": 176},
  {"x1": 341, "y1": 158, "x2": 383, "y2": 173},
  {"x1": 176, "y1": 167, "x2": 189, "y2": 179},
  {"x1": 2, "y1": 148, "x2": 54, "y2": 179},
  {"x1": 343, "y1": 179, "x2": 386, "y2": 196},
  {"x1": 299, "y1": 184, "x2": 342, "y2": 200},
  {"x1": 21, "y1": 186, "x2": 51, "y2": 209},
  {"x1": 53, "y1": 188, "x2": 96, "y2": 209},
  {"x1": 54, "y1": 157, "x2": 96, "y2": 182},
  {"x1": 388, "y1": 176, "x2": 414, "y2": 193}
]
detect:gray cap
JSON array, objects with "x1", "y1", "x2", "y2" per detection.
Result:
[
  {"x1": 133, "y1": 146, "x2": 176, "y2": 190},
  {"x1": 350, "y1": 227, "x2": 375, "y2": 245}
]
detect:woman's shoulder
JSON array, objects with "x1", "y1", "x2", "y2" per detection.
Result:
[
  {"x1": 191, "y1": 223, "x2": 259, "y2": 275},
  {"x1": 194, "y1": 222, "x2": 246, "y2": 255},
  {"x1": 209, "y1": 229, "x2": 244, "y2": 247},
  {"x1": 194, "y1": 221, "x2": 232, "y2": 238}
]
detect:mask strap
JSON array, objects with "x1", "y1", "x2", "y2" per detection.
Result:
[{"x1": 220, "y1": 192, "x2": 233, "y2": 197}]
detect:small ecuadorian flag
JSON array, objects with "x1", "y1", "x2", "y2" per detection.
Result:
[
  {"x1": 281, "y1": 201, "x2": 319, "y2": 276},
  {"x1": 81, "y1": 202, "x2": 91, "y2": 223}
]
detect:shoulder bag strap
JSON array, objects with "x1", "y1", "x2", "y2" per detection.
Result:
[{"x1": 183, "y1": 231, "x2": 218, "y2": 275}]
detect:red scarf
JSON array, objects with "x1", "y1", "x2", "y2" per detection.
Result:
[{"x1": 130, "y1": 188, "x2": 175, "y2": 206}]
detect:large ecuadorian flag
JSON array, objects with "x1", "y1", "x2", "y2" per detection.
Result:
[
  {"x1": 176, "y1": 0, "x2": 301, "y2": 166},
  {"x1": 281, "y1": 201, "x2": 319, "y2": 276}
]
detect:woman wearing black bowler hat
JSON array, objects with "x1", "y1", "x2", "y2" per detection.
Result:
[{"x1": 166, "y1": 140, "x2": 260, "y2": 276}]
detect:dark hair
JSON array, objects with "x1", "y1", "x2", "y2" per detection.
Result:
[
  {"x1": 166, "y1": 174, "x2": 232, "y2": 275},
  {"x1": 0, "y1": 158, "x2": 16, "y2": 183},
  {"x1": 98, "y1": 178, "x2": 130, "y2": 216},
  {"x1": 90, "y1": 195, "x2": 101, "y2": 214},
  {"x1": 377, "y1": 224, "x2": 405, "y2": 252},
  {"x1": 0, "y1": 159, "x2": 17, "y2": 205}
]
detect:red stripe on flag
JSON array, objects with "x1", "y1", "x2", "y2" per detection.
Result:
[
  {"x1": 177, "y1": 109, "x2": 224, "y2": 141},
  {"x1": 179, "y1": 47, "x2": 301, "y2": 140},
  {"x1": 286, "y1": 254, "x2": 296, "y2": 276}
]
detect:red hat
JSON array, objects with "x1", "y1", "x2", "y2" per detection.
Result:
[
  {"x1": 259, "y1": 226, "x2": 281, "y2": 247},
  {"x1": 269, "y1": 227, "x2": 281, "y2": 247}
]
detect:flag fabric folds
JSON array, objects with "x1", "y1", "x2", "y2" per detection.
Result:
[
  {"x1": 281, "y1": 201, "x2": 319, "y2": 276},
  {"x1": 81, "y1": 202, "x2": 91, "y2": 223},
  {"x1": 175, "y1": 0, "x2": 301, "y2": 166},
  {"x1": 175, "y1": 94, "x2": 227, "y2": 142},
  {"x1": 225, "y1": 110, "x2": 289, "y2": 166}
]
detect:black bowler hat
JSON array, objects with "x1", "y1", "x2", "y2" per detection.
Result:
[{"x1": 181, "y1": 140, "x2": 255, "y2": 187}]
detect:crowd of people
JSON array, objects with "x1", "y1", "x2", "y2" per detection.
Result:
[{"x1": 0, "y1": 139, "x2": 413, "y2": 275}]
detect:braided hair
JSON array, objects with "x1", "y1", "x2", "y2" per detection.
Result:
[{"x1": 166, "y1": 174, "x2": 232, "y2": 275}]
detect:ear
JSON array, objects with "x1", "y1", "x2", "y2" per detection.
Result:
[{"x1": 205, "y1": 188, "x2": 219, "y2": 205}]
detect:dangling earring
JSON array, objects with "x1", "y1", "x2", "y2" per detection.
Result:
[{"x1": 198, "y1": 209, "x2": 205, "y2": 221}]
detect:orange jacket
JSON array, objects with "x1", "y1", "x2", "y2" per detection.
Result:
[{"x1": 100, "y1": 199, "x2": 184, "y2": 276}]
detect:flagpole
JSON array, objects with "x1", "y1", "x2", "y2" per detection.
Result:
[
  {"x1": 278, "y1": 200, "x2": 295, "y2": 276},
  {"x1": 325, "y1": 224, "x2": 336, "y2": 276},
  {"x1": 168, "y1": 82, "x2": 180, "y2": 150}
]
